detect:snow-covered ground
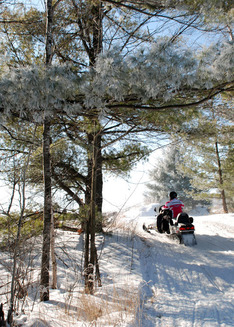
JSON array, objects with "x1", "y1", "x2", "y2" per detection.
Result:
[{"x1": 1, "y1": 204, "x2": 234, "y2": 326}]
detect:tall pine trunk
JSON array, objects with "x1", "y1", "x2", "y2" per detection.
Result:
[
  {"x1": 83, "y1": 1, "x2": 103, "y2": 293},
  {"x1": 85, "y1": 122, "x2": 101, "y2": 293},
  {"x1": 96, "y1": 132, "x2": 103, "y2": 214},
  {"x1": 40, "y1": 0, "x2": 54, "y2": 301},
  {"x1": 86, "y1": 129, "x2": 97, "y2": 294},
  {"x1": 40, "y1": 117, "x2": 52, "y2": 301}
]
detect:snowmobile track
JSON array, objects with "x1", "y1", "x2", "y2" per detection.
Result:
[{"x1": 136, "y1": 215, "x2": 234, "y2": 327}]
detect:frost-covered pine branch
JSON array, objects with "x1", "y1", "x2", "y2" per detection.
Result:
[
  {"x1": 89, "y1": 39, "x2": 233, "y2": 105},
  {"x1": 0, "y1": 65, "x2": 83, "y2": 122},
  {"x1": 0, "y1": 39, "x2": 233, "y2": 121}
]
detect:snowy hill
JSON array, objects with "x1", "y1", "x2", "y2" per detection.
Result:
[{"x1": 1, "y1": 204, "x2": 234, "y2": 326}]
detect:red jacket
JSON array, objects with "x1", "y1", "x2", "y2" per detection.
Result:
[{"x1": 164, "y1": 198, "x2": 184, "y2": 218}]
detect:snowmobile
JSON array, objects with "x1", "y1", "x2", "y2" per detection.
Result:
[{"x1": 143, "y1": 206, "x2": 197, "y2": 246}]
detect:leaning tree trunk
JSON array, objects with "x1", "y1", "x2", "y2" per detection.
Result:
[
  {"x1": 215, "y1": 141, "x2": 228, "y2": 213},
  {"x1": 40, "y1": 0, "x2": 54, "y2": 301}
]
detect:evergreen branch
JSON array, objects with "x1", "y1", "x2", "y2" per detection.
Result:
[
  {"x1": 0, "y1": 124, "x2": 35, "y2": 145},
  {"x1": 103, "y1": 0, "x2": 227, "y2": 33},
  {"x1": 102, "y1": 125, "x2": 135, "y2": 149},
  {"x1": 51, "y1": 167, "x2": 85, "y2": 207},
  {"x1": 0, "y1": 19, "x2": 43, "y2": 25},
  {"x1": 106, "y1": 83, "x2": 234, "y2": 111},
  {"x1": 0, "y1": 148, "x2": 29, "y2": 154},
  {"x1": 103, "y1": 0, "x2": 166, "y2": 14},
  {"x1": 54, "y1": 162, "x2": 87, "y2": 185}
]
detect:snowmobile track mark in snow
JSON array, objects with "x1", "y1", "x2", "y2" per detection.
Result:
[{"x1": 198, "y1": 264, "x2": 223, "y2": 293}]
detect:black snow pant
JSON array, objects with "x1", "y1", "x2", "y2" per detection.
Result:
[{"x1": 157, "y1": 214, "x2": 170, "y2": 233}]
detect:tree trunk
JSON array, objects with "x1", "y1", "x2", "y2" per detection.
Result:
[
  {"x1": 215, "y1": 141, "x2": 228, "y2": 213},
  {"x1": 45, "y1": 0, "x2": 53, "y2": 66},
  {"x1": 0, "y1": 304, "x2": 6, "y2": 327},
  {"x1": 84, "y1": 120, "x2": 103, "y2": 293},
  {"x1": 85, "y1": 124, "x2": 98, "y2": 294},
  {"x1": 82, "y1": 1, "x2": 103, "y2": 293},
  {"x1": 89, "y1": 1, "x2": 103, "y2": 66},
  {"x1": 89, "y1": 130, "x2": 98, "y2": 294},
  {"x1": 51, "y1": 210, "x2": 57, "y2": 289},
  {"x1": 84, "y1": 217, "x2": 90, "y2": 291},
  {"x1": 40, "y1": 0, "x2": 54, "y2": 301},
  {"x1": 40, "y1": 117, "x2": 52, "y2": 301},
  {"x1": 86, "y1": 131, "x2": 103, "y2": 231},
  {"x1": 95, "y1": 246, "x2": 102, "y2": 287},
  {"x1": 96, "y1": 133, "x2": 103, "y2": 214},
  {"x1": 90, "y1": 1, "x2": 103, "y2": 219}
]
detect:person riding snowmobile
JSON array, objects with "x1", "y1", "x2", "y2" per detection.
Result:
[
  {"x1": 164, "y1": 191, "x2": 184, "y2": 218},
  {"x1": 156, "y1": 191, "x2": 184, "y2": 233}
]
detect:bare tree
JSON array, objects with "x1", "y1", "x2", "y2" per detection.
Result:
[{"x1": 7, "y1": 126, "x2": 37, "y2": 326}]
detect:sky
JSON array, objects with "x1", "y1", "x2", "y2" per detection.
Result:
[
  {"x1": 0, "y1": 148, "x2": 162, "y2": 214},
  {"x1": 102, "y1": 149, "x2": 162, "y2": 212}
]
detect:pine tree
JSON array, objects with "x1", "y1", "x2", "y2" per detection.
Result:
[
  {"x1": 177, "y1": 103, "x2": 233, "y2": 213},
  {"x1": 144, "y1": 145, "x2": 208, "y2": 209},
  {"x1": 222, "y1": 145, "x2": 234, "y2": 210}
]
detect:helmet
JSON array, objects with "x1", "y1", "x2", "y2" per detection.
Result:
[{"x1": 169, "y1": 191, "x2": 177, "y2": 200}]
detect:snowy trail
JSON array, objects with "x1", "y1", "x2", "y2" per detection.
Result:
[
  {"x1": 2, "y1": 205, "x2": 233, "y2": 327},
  {"x1": 125, "y1": 210, "x2": 234, "y2": 327}
]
